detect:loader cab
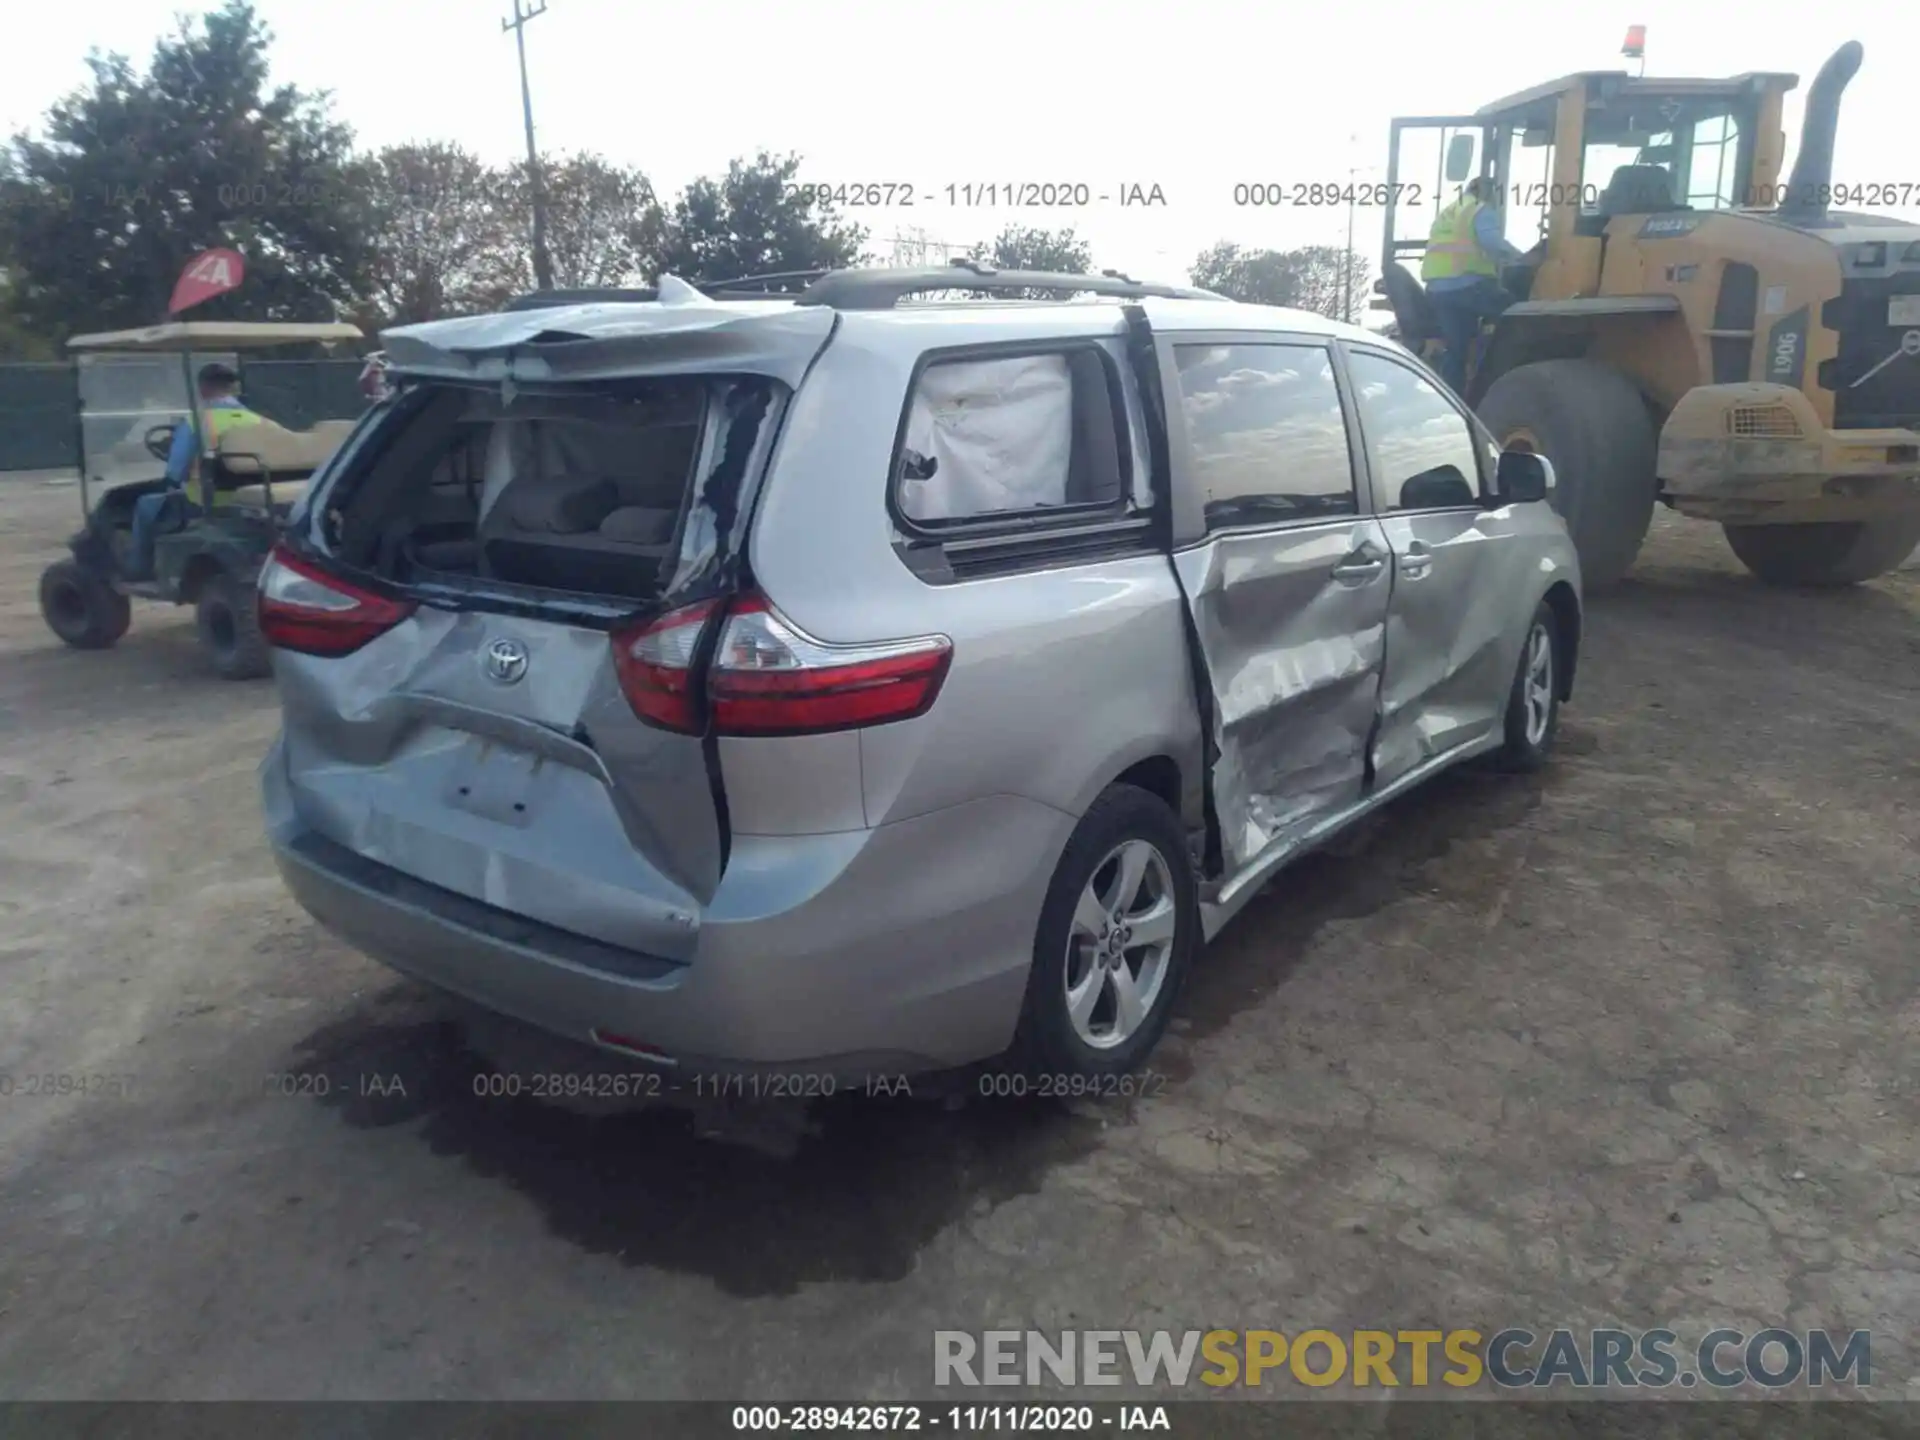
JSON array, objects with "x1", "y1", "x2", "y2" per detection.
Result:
[
  {"x1": 1377, "y1": 69, "x2": 1796, "y2": 381},
  {"x1": 1380, "y1": 70, "x2": 1793, "y2": 321}
]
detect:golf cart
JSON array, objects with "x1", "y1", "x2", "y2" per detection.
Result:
[{"x1": 37, "y1": 320, "x2": 364, "y2": 679}]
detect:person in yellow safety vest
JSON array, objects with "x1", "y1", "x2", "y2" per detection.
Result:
[
  {"x1": 1422, "y1": 177, "x2": 1527, "y2": 394},
  {"x1": 127, "y1": 361, "x2": 265, "y2": 580}
]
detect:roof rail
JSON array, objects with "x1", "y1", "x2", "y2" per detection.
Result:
[
  {"x1": 494, "y1": 263, "x2": 1221, "y2": 314},
  {"x1": 700, "y1": 269, "x2": 833, "y2": 294},
  {"x1": 794, "y1": 259, "x2": 1217, "y2": 309},
  {"x1": 498, "y1": 273, "x2": 822, "y2": 310}
]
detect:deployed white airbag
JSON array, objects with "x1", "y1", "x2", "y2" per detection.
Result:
[{"x1": 899, "y1": 354, "x2": 1073, "y2": 521}]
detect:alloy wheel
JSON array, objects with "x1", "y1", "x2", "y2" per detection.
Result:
[
  {"x1": 1523, "y1": 621, "x2": 1554, "y2": 746},
  {"x1": 1063, "y1": 838, "x2": 1179, "y2": 1049}
]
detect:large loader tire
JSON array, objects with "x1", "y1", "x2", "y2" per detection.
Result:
[
  {"x1": 1477, "y1": 359, "x2": 1658, "y2": 589},
  {"x1": 1722, "y1": 514, "x2": 1920, "y2": 588}
]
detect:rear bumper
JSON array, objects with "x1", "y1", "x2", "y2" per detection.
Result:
[
  {"x1": 1658, "y1": 383, "x2": 1920, "y2": 523},
  {"x1": 261, "y1": 737, "x2": 1069, "y2": 1076}
]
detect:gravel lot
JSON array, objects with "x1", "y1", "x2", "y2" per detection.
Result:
[{"x1": 1, "y1": 471, "x2": 1916, "y2": 1402}]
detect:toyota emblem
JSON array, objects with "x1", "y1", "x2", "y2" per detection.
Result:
[{"x1": 482, "y1": 637, "x2": 530, "y2": 685}]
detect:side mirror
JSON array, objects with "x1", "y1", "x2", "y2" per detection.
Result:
[
  {"x1": 1494, "y1": 449, "x2": 1554, "y2": 504},
  {"x1": 1443, "y1": 133, "x2": 1477, "y2": 183}
]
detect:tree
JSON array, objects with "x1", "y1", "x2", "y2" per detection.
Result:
[
  {"x1": 958, "y1": 225, "x2": 1098, "y2": 299},
  {"x1": 1281, "y1": 244, "x2": 1371, "y2": 323},
  {"x1": 488, "y1": 153, "x2": 662, "y2": 295},
  {"x1": 0, "y1": 1, "x2": 368, "y2": 339},
  {"x1": 1191, "y1": 241, "x2": 1371, "y2": 321},
  {"x1": 652, "y1": 151, "x2": 867, "y2": 285},
  {"x1": 356, "y1": 143, "x2": 519, "y2": 326},
  {"x1": 968, "y1": 225, "x2": 1093, "y2": 274},
  {"x1": 0, "y1": 271, "x2": 56, "y2": 359},
  {"x1": 1191, "y1": 242, "x2": 1291, "y2": 305}
]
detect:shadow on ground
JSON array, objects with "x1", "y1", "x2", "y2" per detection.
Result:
[
  {"x1": 1179, "y1": 758, "x2": 1557, "y2": 1039},
  {"x1": 289, "y1": 1000, "x2": 1108, "y2": 1298}
]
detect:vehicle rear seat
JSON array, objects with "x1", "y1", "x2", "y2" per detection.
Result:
[
  {"x1": 477, "y1": 423, "x2": 694, "y2": 587},
  {"x1": 213, "y1": 418, "x2": 358, "y2": 507},
  {"x1": 498, "y1": 475, "x2": 678, "y2": 546}
]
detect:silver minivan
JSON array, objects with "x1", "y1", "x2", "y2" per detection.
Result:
[{"x1": 258, "y1": 265, "x2": 1581, "y2": 1081}]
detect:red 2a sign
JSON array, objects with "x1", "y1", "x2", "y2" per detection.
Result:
[{"x1": 168, "y1": 249, "x2": 246, "y2": 314}]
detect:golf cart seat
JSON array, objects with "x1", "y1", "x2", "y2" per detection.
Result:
[{"x1": 212, "y1": 418, "x2": 358, "y2": 507}]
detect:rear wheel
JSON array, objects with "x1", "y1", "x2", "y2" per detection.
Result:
[
  {"x1": 1011, "y1": 785, "x2": 1198, "y2": 1078},
  {"x1": 39, "y1": 559, "x2": 131, "y2": 650},
  {"x1": 1477, "y1": 358, "x2": 1658, "y2": 589},
  {"x1": 195, "y1": 571, "x2": 271, "y2": 680},
  {"x1": 1722, "y1": 514, "x2": 1920, "y2": 588}
]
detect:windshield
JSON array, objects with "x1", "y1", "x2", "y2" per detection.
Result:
[
  {"x1": 74, "y1": 351, "x2": 220, "y2": 486},
  {"x1": 1580, "y1": 97, "x2": 1753, "y2": 213}
]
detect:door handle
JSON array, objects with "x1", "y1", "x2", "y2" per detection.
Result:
[
  {"x1": 1397, "y1": 540, "x2": 1433, "y2": 579},
  {"x1": 1331, "y1": 555, "x2": 1386, "y2": 582}
]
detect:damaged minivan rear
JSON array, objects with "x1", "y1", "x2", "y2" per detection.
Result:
[
  {"x1": 257, "y1": 290, "x2": 1207, "y2": 1079},
  {"x1": 258, "y1": 275, "x2": 1580, "y2": 1083}
]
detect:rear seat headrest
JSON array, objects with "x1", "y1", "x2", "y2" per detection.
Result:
[
  {"x1": 506, "y1": 475, "x2": 618, "y2": 534},
  {"x1": 597, "y1": 506, "x2": 676, "y2": 545}
]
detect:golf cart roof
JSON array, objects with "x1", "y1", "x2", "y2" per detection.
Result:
[{"x1": 66, "y1": 321, "x2": 363, "y2": 353}]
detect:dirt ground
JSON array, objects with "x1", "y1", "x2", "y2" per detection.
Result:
[{"x1": 0, "y1": 471, "x2": 1916, "y2": 1402}]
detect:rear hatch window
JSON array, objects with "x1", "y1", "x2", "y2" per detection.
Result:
[{"x1": 305, "y1": 375, "x2": 781, "y2": 610}]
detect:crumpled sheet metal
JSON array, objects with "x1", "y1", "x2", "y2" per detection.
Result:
[{"x1": 1176, "y1": 530, "x2": 1386, "y2": 876}]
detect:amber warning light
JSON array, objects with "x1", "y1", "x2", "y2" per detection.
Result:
[{"x1": 1622, "y1": 24, "x2": 1647, "y2": 59}]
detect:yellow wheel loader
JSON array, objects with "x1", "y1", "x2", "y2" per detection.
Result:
[{"x1": 1377, "y1": 40, "x2": 1920, "y2": 588}]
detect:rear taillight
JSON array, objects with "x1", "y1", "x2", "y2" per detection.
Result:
[
  {"x1": 257, "y1": 544, "x2": 417, "y2": 658},
  {"x1": 609, "y1": 592, "x2": 952, "y2": 736},
  {"x1": 708, "y1": 596, "x2": 952, "y2": 735},
  {"x1": 608, "y1": 599, "x2": 721, "y2": 733}
]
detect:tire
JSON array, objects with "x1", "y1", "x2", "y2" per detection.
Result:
[
  {"x1": 1722, "y1": 513, "x2": 1920, "y2": 588},
  {"x1": 1010, "y1": 785, "x2": 1199, "y2": 1079},
  {"x1": 1477, "y1": 358, "x2": 1658, "y2": 589},
  {"x1": 39, "y1": 559, "x2": 131, "y2": 650},
  {"x1": 1494, "y1": 601, "x2": 1562, "y2": 773},
  {"x1": 195, "y1": 571, "x2": 271, "y2": 680}
]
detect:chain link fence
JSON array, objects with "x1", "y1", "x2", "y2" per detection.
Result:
[{"x1": 0, "y1": 364, "x2": 78, "y2": 472}]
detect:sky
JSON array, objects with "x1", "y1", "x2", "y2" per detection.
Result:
[{"x1": 5, "y1": 0, "x2": 1919, "y2": 288}]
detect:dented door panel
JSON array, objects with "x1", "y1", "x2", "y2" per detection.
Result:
[
  {"x1": 1342, "y1": 342, "x2": 1535, "y2": 789},
  {"x1": 1372, "y1": 509, "x2": 1518, "y2": 785},
  {"x1": 1172, "y1": 518, "x2": 1392, "y2": 877}
]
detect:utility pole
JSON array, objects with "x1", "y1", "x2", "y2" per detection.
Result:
[
  {"x1": 1342, "y1": 133, "x2": 1359, "y2": 323},
  {"x1": 503, "y1": 0, "x2": 555, "y2": 291}
]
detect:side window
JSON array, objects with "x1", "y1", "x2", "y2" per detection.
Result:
[
  {"x1": 1683, "y1": 112, "x2": 1742, "y2": 209},
  {"x1": 893, "y1": 349, "x2": 1126, "y2": 527},
  {"x1": 1346, "y1": 350, "x2": 1483, "y2": 512},
  {"x1": 1171, "y1": 343, "x2": 1357, "y2": 529},
  {"x1": 1501, "y1": 133, "x2": 1554, "y2": 252}
]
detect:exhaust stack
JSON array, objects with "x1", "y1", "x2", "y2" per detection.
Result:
[{"x1": 1777, "y1": 40, "x2": 1863, "y2": 223}]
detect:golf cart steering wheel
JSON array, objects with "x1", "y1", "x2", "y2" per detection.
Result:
[{"x1": 144, "y1": 423, "x2": 179, "y2": 462}]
